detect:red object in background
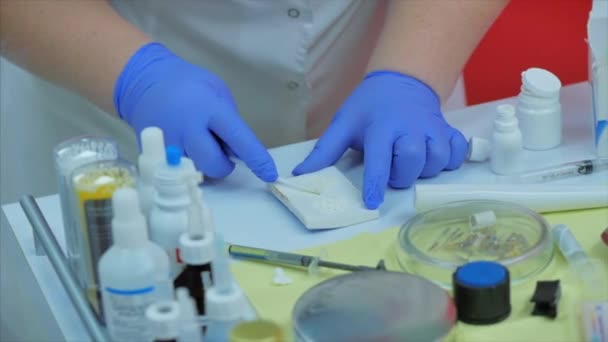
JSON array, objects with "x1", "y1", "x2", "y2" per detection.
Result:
[
  {"x1": 463, "y1": 0, "x2": 592, "y2": 105},
  {"x1": 602, "y1": 228, "x2": 608, "y2": 246}
]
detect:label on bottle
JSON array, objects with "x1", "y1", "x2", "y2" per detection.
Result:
[{"x1": 103, "y1": 286, "x2": 157, "y2": 342}]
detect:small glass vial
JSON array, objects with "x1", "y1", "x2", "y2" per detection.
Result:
[{"x1": 516, "y1": 68, "x2": 562, "y2": 150}]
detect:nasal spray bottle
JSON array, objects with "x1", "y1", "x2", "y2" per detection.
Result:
[
  {"x1": 99, "y1": 188, "x2": 171, "y2": 342},
  {"x1": 174, "y1": 165, "x2": 215, "y2": 316},
  {"x1": 149, "y1": 146, "x2": 192, "y2": 277},
  {"x1": 138, "y1": 127, "x2": 166, "y2": 217},
  {"x1": 490, "y1": 104, "x2": 524, "y2": 175},
  {"x1": 205, "y1": 234, "x2": 252, "y2": 342}
]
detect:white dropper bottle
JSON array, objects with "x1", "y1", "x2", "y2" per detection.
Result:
[
  {"x1": 205, "y1": 234, "x2": 251, "y2": 342},
  {"x1": 490, "y1": 104, "x2": 524, "y2": 175},
  {"x1": 149, "y1": 146, "x2": 192, "y2": 277},
  {"x1": 99, "y1": 187, "x2": 171, "y2": 342},
  {"x1": 138, "y1": 127, "x2": 166, "y2": 217}
]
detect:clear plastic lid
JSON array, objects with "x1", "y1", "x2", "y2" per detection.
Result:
[
  {"x1": 292, "y1": 271, "x2": 455, "y2": 342},
  {"x1": 396, "y1": 200, "x2": 554, "y2": 289}
]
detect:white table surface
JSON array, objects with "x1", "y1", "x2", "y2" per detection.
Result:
[{"x1": 2, "y1": 82, "x2": 607, "y2": 341}]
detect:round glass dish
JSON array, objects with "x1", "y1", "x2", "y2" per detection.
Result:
[
  {"x1": 292, "y1": 272, "x2": 456, "y2": 342},
  {"x1": 396, "y1": 200, "x2": 553, "y2": 288}
]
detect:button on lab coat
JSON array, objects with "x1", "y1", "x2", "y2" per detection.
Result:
[{"x1": 0, "y1": 0, "x2": 464, "y2": 204}]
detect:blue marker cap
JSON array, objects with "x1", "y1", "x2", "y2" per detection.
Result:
[
  {"x1": 166, "y1": 146, "x2": 182, "y2": 167},
  {"x1": 455, "y1": 261, "x2": 507, "y2": 288},
  {"x1": 452, "y1": 261, "x2": 511, "y2": 325}
]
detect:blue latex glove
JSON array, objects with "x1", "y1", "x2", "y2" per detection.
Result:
[
  {"x1": 114, "y1": 42, "x2": 277, "y2": 182},
  {"x1": 293, "y1": 71, "x2": 467, "y2": 209}
]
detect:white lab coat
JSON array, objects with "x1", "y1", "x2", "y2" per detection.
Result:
[{"x1": 0, "y1": 0, "x2": 465, "y2": 204}]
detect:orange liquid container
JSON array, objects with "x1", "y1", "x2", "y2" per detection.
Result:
[{"x1": 71, "y1": 160, "x2": 136, "y2": 314}]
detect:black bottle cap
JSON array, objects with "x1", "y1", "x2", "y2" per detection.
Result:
[{"x1": 453, "y1": 261, "x2": 511, "y2": 325}]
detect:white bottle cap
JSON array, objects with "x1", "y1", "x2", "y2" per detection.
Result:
[
  {"x1": 205, "y1": 284, "x2": 249, "y2": 321},
  {"x1": 521, "y1": 68, "x2": 562, "y2": 97},
  {"x1": 138, "y1": 127, "x2": 165, "y2": 181},
  {"x1": 178, "y1": 231, "x2": 215, "y2": 265},
  {"x1": 469, "y1": 210, "x2": 497, "y2": 230},
  {"x1": 467, "y1": 137, "x2": 492, "y2": 162},
  {"x1": 145, "y1": 301, "x2": 181, "y2": 340},
  {"x1": 112, "y1": 187, "x2": 148, "y2": 247},
  {"x1": 497, "y1": 104, "x2": 516, "y2": 117},
  {"x1": 494, "y1": 104, "x2": 520, "y2": 133}
]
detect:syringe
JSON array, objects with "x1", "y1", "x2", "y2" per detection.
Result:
[
  {"x1": 514, "y1": 158, "x2": 608, "y2": 183},
  {"x1": 228, "y1": 244, "x2": 386, "y2": 273}
]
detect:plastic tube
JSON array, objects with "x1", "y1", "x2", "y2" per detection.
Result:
[
  {"x1": 414, "y1": 184, "x2": 608, "y2": 213},
  {"x1": 552, "y1": 224, "x2": 607, "y2": 300}
]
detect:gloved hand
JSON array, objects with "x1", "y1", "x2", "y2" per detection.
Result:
[
  {"x1": 114, "y1": 42, "x2": 278, "y2": 182},
  {"x1": 293, "y1": 70, "x2": 467, "y2": 209}
]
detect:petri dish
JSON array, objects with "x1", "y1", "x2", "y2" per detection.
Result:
[
  {"x1": 396, "y1": 200, "x2": 554, "y2": 289},
  {"x1": 292, "y1": 271, "x2": 456, "y2": 342}
]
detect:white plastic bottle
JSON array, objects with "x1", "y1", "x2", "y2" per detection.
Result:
[
  {"x1": 516, "y1": 68, "x2": 562, "y2": 150},
  {"x1": 137, "y1": 127, "x2": 166, "y2": 217},
  {"x1": 174, "y1": 178, "x2": 216, "y2": 315},
  {"x1": 99, "y1": 188, "x2": 171, "y2": 342},
  {"x1": 149, "y1": 146, "x2": 192, "y2": 277},
  {"x1": 205, "y1": 234, "x2": 253, "y2": 342},
  {"x1": 490, "y1": 104, "x2": 524, "y2": 175}
]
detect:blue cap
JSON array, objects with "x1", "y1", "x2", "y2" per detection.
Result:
[
  {"x1": 455, "y1": 261, "x2": 507, "y2": 288},
  {"x1": 166, "y1": 146, "x2": 182, "y2": 167}
]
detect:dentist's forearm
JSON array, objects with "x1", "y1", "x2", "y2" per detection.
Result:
[
  {"x1": 0, "y1": 0, "x2": 151, "y2": 113},
  {"x1": 367, "y1": 0, "x2": 509, "y2": 102}
]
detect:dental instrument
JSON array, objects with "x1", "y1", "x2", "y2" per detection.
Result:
[{"x1": 228, "y1": 244, "x2": 386, "y2": 273}]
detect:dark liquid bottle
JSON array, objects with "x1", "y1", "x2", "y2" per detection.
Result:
[{"x1": 173, "y1": 263, "x2": 212, "y2": 315}]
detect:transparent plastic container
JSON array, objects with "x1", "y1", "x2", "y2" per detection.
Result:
[
  {"x1": 396, "y1": 200, "x2": 554, "y2": 289},
  {"x1": 53, "y1": 137, "x2": 118, "y2": 286},
  {"x1": 292, "y1": 272, "x2": 456, "y2": 342},
  {"x1": 70, "y1": 159, "x2": 137, "y2": 314}
]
